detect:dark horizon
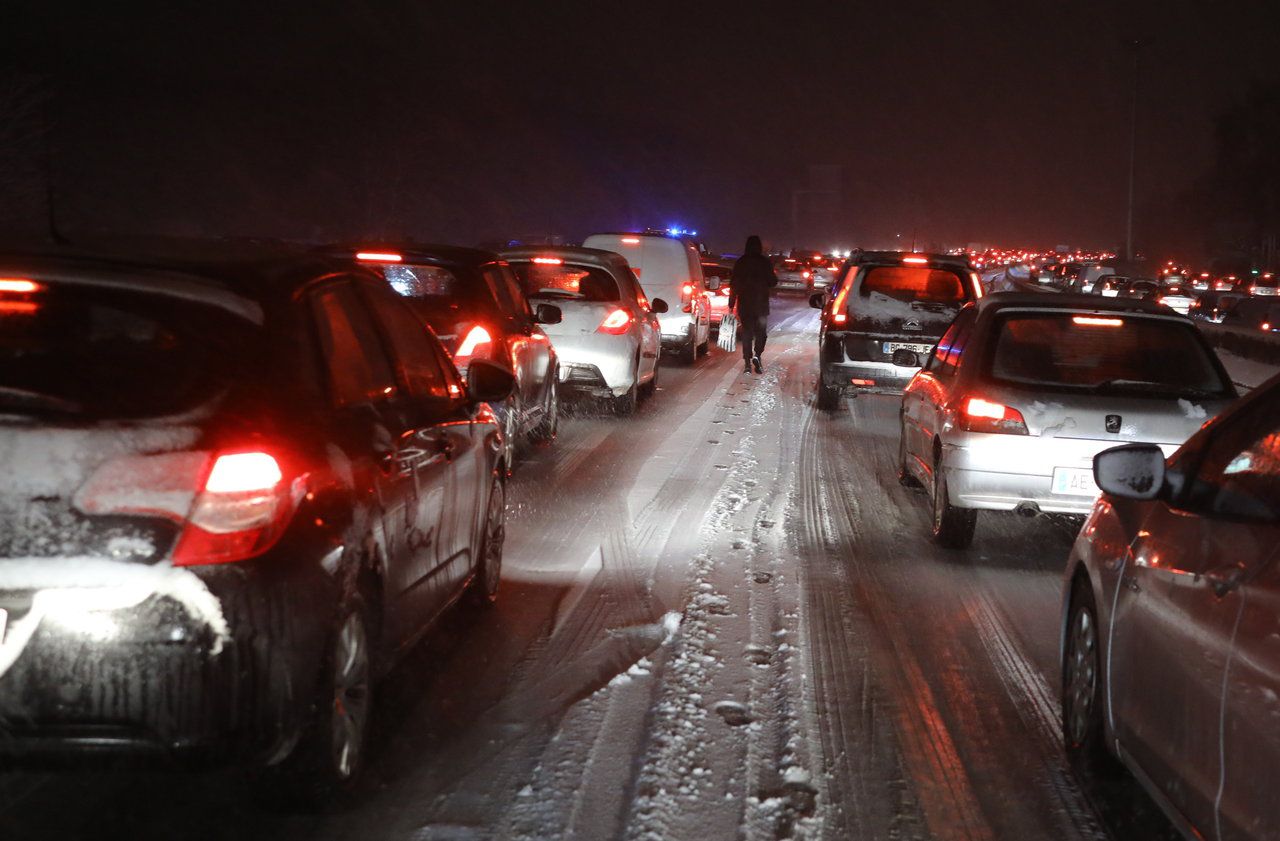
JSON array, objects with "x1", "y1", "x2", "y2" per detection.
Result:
[{"x1": 3, "y1": 0, "x2": 1278, "y2": 259}]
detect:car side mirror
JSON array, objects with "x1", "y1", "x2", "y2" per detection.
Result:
[
  {"x1": 535, "y1": 303, "x2": 562, "y2": 325},
  {"x1": 704, "y1": 277, "x2": 721, "y2": 291},
  {"x1": 466, "y1": 359, "x2": 516, "y2": 404},
  {"x1": 1094, "y1": 444, "x2": 1166, "y2": 501},
  {"x1": 650, "y1": 297, "x2": 669, "y2": 314},
  {"x1": 809, "y1": 293, "x2": 825, "y2": 309}
]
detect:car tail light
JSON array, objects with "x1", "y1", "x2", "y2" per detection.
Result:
[
  {"x1": 681, "y1": 282, "x2": 695, "y2": 313},
  {"x1": 0, "y1": 278, "x2": 41, "y2": 293},
  {"x1": 621, "y1": 237, "x2": 641, "y2": 245},
  {"x1": 802, "y1": 270, "x2": 811, "y2": 279},
  {"x1": 597, "y1": 308, "x2": 633, "y2": 335},
  {"x1": 74, "y1": 450, "x2": 301, "y2": 566},
  {"x1": 851, "y1": 378, "x2": 875, "y2": 386},
  {"x1": 959, "y1": 397, "x2": 1028, "y2": 435},
  {"x1": 1263, "y1": 321, "x2": 1272, "y2": 332},
  {"x1": 903, "y1": 256, "x2": 929, "y2": 265},
  {"x1": 829, "y1": 280, "x2": 851, "y2": 326},
  {"x1": 533, "y1": 257, "x2": 562, "y2": 265},
  {"x1": 1073, "y1": 316, "x2": 1123, "y2": 327},
  {"x1": 355, "y1": 251, "x2": 402, "y2": 263},
  {"x1": 453, "y1": 324, "x2": 493, "y2": 367}
]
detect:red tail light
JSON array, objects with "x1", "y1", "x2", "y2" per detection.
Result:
[
  {"x1": 597, "y1": 308, "x2": 633, "y2": 335},
  {"x1": 802, "y1": 270, "x2": 811, "y2": 279},
  {"x1": 0, "y1": 278, "x2": 41, "y2": 293},
  {"x1": 355, "y1": 251, "x2": 402, "y2": 263},
  {"x1": 959, "y1": 397, "x2": 1028, "y2": 435},
  {"x1": 453, "y1": 325, "x2": 493, "y2": 367},
  {"x1": 532, "y1": 257, "x2": 563, "y2": 265},
  {"x1": 74, "y1": 450, "x2": 300, "y2": 566}
]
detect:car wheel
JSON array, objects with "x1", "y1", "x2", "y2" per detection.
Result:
[
  {"x1": 681, "y1": 336, "x2": 697, "y2": 363},
  {"x1": 931, "y1": 454, "x2": 976, "y2": 548},
  {"x1": 468, "y1": 476, "x2": 505, "y2": 607},
  {"x1": 1063, "y1": 578, "x2": 1110, "y2": 771},
  {"x1": 531, "y1": 384, "x2": 558, "y2": 444},
  {"x1": 816, "y1": 375, "x2": 840, "y2": 410},
  {"x1": 270, "y1": 595, "x2": 373, "y2": 803},
  {"x1": 613, "y1": 375, "x2": 638, "y2": 416},
  {"x1": 501, "y1": 396, "x2": 521, "y2": 473},
  {"x1": 898, "y1": 423, "x2": 921, "y2": 489}
]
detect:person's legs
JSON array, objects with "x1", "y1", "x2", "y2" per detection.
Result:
[
  {"x1": 753, "y1": 315, "x2": 768, "y2": 358},
  {"x1": 740, "y1": 317, "x2": 755, "y2": 363}
]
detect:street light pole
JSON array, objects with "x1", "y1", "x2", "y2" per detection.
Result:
[{"x1": 1125, "y1": 40, "x2": 1140, "y2": 262}]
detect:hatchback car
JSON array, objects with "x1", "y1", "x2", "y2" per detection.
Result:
[
  {"x1": 337, "y1": 246, "x2": 562, "y2": 470},
  {"x1": 1061, "y1": 371, "x2": 1280, "y2": 841},
  {"x1": 810, "y1": 252, "x2": 983, "y2": 409},
  {"x1": 899, "y1": 294, "x2": 1236, "y2": 548},
  {"x1": 701, "y1": 261, "x2": 734, "y2": 333},
  {"x1": 774, "y1": 257, "x2": 814, "y2": 293},
  {"x1": 0, "y1": 245, "x2": 514, "y2": 795},
  {"x1": 500, "y1": 245, "x2": 667, "y2": 414}
]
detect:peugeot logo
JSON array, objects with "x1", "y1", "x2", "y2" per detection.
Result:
[
  {"x1": 1105, "y1": 414, "x2": 1122, "y2": 433},
  {"x1": 903, "y1": 318, "x2": 922, "y2": 332}
]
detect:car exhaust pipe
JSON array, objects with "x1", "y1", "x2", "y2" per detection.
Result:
[{"x1": 1014, "y1": 502, "x2": 1041, "y2": 519}]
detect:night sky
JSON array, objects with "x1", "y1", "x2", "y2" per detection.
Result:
[{"x1": 4, "y1": 0, "x2": 1278, "y2": 255}]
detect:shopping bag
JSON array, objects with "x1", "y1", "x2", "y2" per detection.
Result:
[{"x1": 717, "y1": 313, "x2": 737, "y2": 352}]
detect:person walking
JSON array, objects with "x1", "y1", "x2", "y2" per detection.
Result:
[{"x1": 727, "y1": 235, "x2": 778, "y2": 373}]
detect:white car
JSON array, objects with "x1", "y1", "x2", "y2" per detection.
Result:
[
  {"x1": 501, "y1": 246, "x2": 665, "y2": 414},
  {"x1": 900, "y1": 294, "x2": 1236, "y2": 548},
  {"x1": 584, "y1": 232, "x2": 713, "y2": 363}
]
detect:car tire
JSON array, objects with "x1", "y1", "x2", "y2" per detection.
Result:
[
  {"x1": 898, "y1": 423, "x2": 921, "y2": 489},
  {"x1": 501, "y1": 395, "x2": 521, "y2": 473},
  {"x1": 530, "y1": 384, "x2": 558, "y2": 444},
  {"x1": 613, "y1": 378, "x2": 638, "y2": 416},
  {"x1": 468, "y1": 475, "x2": 505, "y2": 608},
  {"x1": 931, "y1": 455, "x2": 976, "y2": 548},
  {"x1": 268, "y1": 594, "x2": 374, "y2": 805},
  {"x1": 1063, "y1": 577, "x2": 1112, "y2": 773},
  {"x1": 816, "y1": 375, "x2": 840, "y2": 410},
  {"x1": 681, "y1": 336, "x2": 697, "y2": 364}
]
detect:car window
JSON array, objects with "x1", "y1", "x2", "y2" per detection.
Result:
[
  {"x1": 859, "y1": 266, "x2": 967, "y2": 304},
  {"x1": 927, "y1": 308, "x2": 975, "y2": 377},
  {"x1": 482, "y1": 265, "x2": 533, "y2": 322},
  {"x1": 987, "y1": 313, "x2": 1231, "y2": 398},
  {"x1": 382, "y1": 263, "x2": 460, "y2": 299},
  {"x1": 361, "y1": 285, "x2": 453, "y2": 402},
  {"x1": 1188, "y1": 396, "x2": 1280, "y2": 521},
  {"x1": 311, "y1": 283, "x2": 398, "y2": 407},
  {"x1": 511, "y1": 263, "x2": 621, "y2": 302}
]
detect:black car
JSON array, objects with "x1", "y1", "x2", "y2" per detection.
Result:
[
  {"x1": 810, "y1": 251, "x2": 983, "y2": 408},
  {"x1": 331, "y1": 245, "x2": 562, "y2": 471},
  {"x1": 0, "y1": 244, "x2": 514, "y2": 795}
]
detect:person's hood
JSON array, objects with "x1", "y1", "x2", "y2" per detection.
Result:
[{"x1": 744, "y1": 235, "x2": 763, "y2": 256}]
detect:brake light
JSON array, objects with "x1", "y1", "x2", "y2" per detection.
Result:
[
  {"x1": 903, "y1": 256, "x2": 929, "y2": 265},
  {"x1": 802, "y1": 271, "x2": 811, "y2": 279},
  {"x1": 851, "y1": 378, "x2": 874, "y2": 386},
  {"x1": 532, "y1": 257, "x2": 563, "y2": 265},
  {"x1": 829, "y1": 279, "x2": 851, "y2": 326},
  {"x1": 355, "y1": 251, "x2": 402, "y2": 263},
  {"x1": 1263, "y1": 322, "x2": 1272, "y2": 332},
  {"x1": 682, "y1": 283, "x2": 695, "y2": 296},
  {"x1": 621, "y1": 237, "x2": 641, "y2": 245},
  {"x1": 1073, "y1": 316, "x2": 1123, "y2": 327},
  {"x1": 74, "y1": 450, "x2": 301, "y2": 566},
  {"x1": 960, "y1": 397, "x2": 1028, "y2": 435},
  {"x1": 0, "y1": 278, "x2": 40, "y2": 293},
  {"x1": 454, "y1": 325, "x2": 493, "y2": 366},
  {"x1": 597, "y1": 308, "x2": 633, "y2": 335}
]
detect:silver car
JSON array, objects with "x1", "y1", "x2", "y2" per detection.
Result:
[
  {"x1": 500, "y1": 246, "x2": 666, "y2": 415},
  {"x1": 1062, "y1": 372, "x2": 1280, "y2": 841},
  {"x1": 899, "y1": 293, "x2": 1237, "y2": 547}
]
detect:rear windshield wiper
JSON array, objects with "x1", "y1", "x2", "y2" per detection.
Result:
[{"x1": 0, "y1": 386, "x2": 84, "y2": 415}]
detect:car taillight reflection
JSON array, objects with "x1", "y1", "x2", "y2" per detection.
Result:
[
  {"x1": 454, "y1": 325, "x2": 493, "y2": 366},
  {"x1": 959, "y1": 397, "x2": 1029, "y2": 435}
]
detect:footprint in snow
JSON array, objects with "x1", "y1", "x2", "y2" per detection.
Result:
[
  {"x1": 712, "y1": 700, "x2": 753, "y2": 726},
  {"x1": 753, "y1": 571, "x2": 772, "y2": 584},
  {"x1": 744, "y1": 644, "x2": 771, "y2": 666}
]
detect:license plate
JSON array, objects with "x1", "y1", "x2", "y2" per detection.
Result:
[
  {"x1": 882, "y1": 342, "x2": 933, "y2": 354},
  {"x1": 1052, "y1": 467, "x2": 1099, "y2": 497}
]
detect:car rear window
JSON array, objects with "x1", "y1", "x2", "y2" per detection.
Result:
[
  {"x1": 511, "y1": 263, "x2": 620, "y2": 302},
  {"x1": 859, "y1": 266, "x2": 967, "y2": 304},
  {"x1": 0, "y1": 283, "x2": 258, "y2": 419},
  {"x1": 988, "y1": 313, "x2": 1230, "y2": 397},
  {"x1": 383, "y1": 264, "x2": 461, "y2": 298}
]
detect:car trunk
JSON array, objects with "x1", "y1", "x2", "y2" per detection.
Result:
[{"x1": 986, "y1": 388, "x2": 1229, "y2": 445}]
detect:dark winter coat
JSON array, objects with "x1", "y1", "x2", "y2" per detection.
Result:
[{"x1": 728, "y1": 239, "x2": 777, "y2": 319}]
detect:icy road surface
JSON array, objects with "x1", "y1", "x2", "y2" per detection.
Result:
[{"x1": 1, "y1": 297, "x2": 1187, "y2": 840}]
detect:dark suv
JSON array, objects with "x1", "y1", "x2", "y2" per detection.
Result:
[
  {"x1": 810, "y1": 252, "x2": 982, "y2": 408},
  {"x1": 0, "y1": 243, "x2": 513, "y2": 794},
  {"x1": 329, "y1": 245, "x2": 562, "y2": 471}
]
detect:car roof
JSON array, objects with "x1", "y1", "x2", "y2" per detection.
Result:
[
  {"x1": 320, "y1": 241, "x2": 500, "y2": 270},
  {"x1": 978, "y1": 292, "x2": 1184, "y2": 318},
  {"x1": 850, "y1": 251, "x2": 973, "y2": 270},
  {"x1": 497, "y1": 244, "x2": 633, "y2": 274}
]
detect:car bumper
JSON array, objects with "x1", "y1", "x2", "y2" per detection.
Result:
[
  {"x1": 548, "y1": 333, "x2": 639, "y2": 396},
  {"x1": 942, "y1": 433, "x2": 1181, "y2": 514},
  {"x1": 821, "y1": 360, "x2": 920, "y2": 393}
]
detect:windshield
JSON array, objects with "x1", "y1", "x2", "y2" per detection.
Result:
[
  {"x1": 510, "y1": 263, "x2": 620, "y2": 302},
  {"x1": 988, "y1": 312, "x2": 1230, "y2": 397},
  {"x1": 0, "y1": 283, "x2": 257, "y2": 419}
]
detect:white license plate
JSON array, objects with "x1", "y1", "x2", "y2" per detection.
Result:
[
  {"x1": 1052, "y1": 466, "x2": 1099, "y2": 497},
  {"x1": 0, "y1": 607, "x2": 6, "y2": 642},
  {"x1": 882, "y1": 342, "x2": 933, "y2": 354}
]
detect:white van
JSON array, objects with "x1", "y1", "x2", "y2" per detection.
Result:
[{"x1": 583, "y1": 232, "x2": 714, "y2": 362}]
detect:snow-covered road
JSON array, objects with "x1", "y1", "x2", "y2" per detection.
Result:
[{"x1": 2, "y1": 297, "x2": 1213, "y2": 840}]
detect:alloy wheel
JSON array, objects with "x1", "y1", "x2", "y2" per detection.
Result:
[{"x1": 1065, "y1": 605, "x2": 1098, "y2": 747}]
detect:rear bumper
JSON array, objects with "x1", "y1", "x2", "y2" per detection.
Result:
[
  {"x1": 821, "y1": 361, "x2": 918, "y2": 393},
  {"x1": 820, "y1": 330, "x2": 932, "y2": 393},
  {"x1": 547, "y1": 333, "x2": 638, "y2": 395}
]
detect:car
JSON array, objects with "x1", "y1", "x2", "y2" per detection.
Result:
[
  {"x1": 1214, "y1": 274, "x2": 1244, "y2": 292},
  {"x1": 1034, "y1": 261, "x2": 1061, "y2": 285},
  {"x1": 1220, "y1": 297, "x2": 1280, "y2": 333},
  {"x1": 701, "y1": 261, "x2": 734, "y2": 332},
  {"x1": 335, "y1": 245, "x2": 562, "y2": 470},
  {"x1": 1121, "y1": 278, "x2": 1160, "y2": 300},
  {"x1": 774, "y1": 257, "x2": 814, "y2": 293},
  {"x1": 812, "y1": 256, "x2": 842, "y2": 290},
  {"x1": 1152, "y1": 282, "x2": 1197, "y2": 315},
  {"x1": 1190, "y1": 271, "x2": 1213, "y2": 291},
  {"x1": 499, "y1": 245, "x2": 666, "y2": 414},
  {"x1": 1070, "y1": 264, "x2": 1112, "y2": 294},
  {"x1": 1093, "y1": 274, "x2": 1132, "y2": 297},
  {"x1": 0, "y1": 244, "x2": 515, "y2": 794},
  {"x1": 1061, "y1": 370, "x2": 1280, "y2": 841},
  {"x1": 899, "y1": 293, "x2": 1237, "y2": 548},
  {"x1": 810, "y1": 251, "x2": 983, "y2": 409},
  {"x1": 1247, "y1": 271, "x2": 1278, "y2": 296},
  {"x1": 583, "y1": 231, "x2": 714, "y2": 363},
  {"x1": 1187, "y1": 290, "x2": 1247, "y2": 323}
]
